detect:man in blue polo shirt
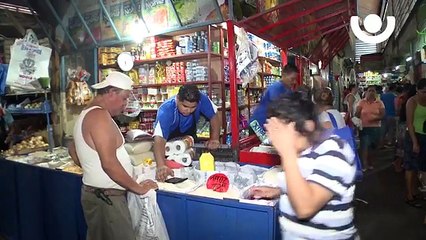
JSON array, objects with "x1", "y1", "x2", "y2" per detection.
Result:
[
  {"x1": 250, "y1": 64, "x2": 298, "y2": 130},
  {"x1": 153, "y1": 85, "x2": 220, "y2": 181}
]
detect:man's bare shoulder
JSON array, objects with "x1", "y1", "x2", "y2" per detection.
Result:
[{"x1": 83, "y1": 108, "x2": 113, "y2": 130}]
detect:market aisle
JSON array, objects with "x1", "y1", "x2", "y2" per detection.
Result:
[{"x1": 354, "y1": 148, "x2": 426, "y2": 240}]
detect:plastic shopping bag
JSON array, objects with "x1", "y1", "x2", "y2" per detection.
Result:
[
  {"x1": 128, "y1": 190, "x2": 169, "y2": 240},
  {"x1": 6, "y1": 31, "x2": 52, "y2": 90}
]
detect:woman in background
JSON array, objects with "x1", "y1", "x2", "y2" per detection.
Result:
[
  {"x1": 249, "y1": 93, "x2": 357, "y2": 239},
  {"x1": 356, "y1": 85, "x2": 385, "y2": 171},
  {"x1": 405, "y1": 79, "x2": 426, "y2": 207},
  {"x1": 315, "y1": 87, "x2": 346, "y2": 129}
]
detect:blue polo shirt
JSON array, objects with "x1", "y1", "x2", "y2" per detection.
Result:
[
  {"x1": 250, "y1": 81, "x2": 291, "y2": 128},
  {"x1": 380, "y1": 92, "x2": 396, "y2": 117},
  {"x1": 153, "y1": 94, "x2": 217, "y2": 140}
]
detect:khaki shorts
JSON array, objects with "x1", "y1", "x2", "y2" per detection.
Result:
[{"x1": 81, "y1": 187, "x2": 135, "y2": 240}]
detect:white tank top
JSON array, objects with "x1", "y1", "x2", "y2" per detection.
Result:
[{"x1": 73, "y1": 106, "x2": 132, "y2": 190}]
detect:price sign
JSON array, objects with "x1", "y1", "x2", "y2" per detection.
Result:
[{"x1": 206, "y1": 173, "x2": 229, "y2": 192}]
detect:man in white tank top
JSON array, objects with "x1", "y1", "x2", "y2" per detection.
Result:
[{"x1": 68, "y1": 72, "x2": 157, "y2": 240}]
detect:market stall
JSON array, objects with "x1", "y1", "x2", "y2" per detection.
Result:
[{"x1": 0, "y1": 0, "x2": 357, "y2": 240}]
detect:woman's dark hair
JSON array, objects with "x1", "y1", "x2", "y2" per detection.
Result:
[
  {"x1": 267, "y1": 92, "x2": 321, "y2": 141},
  {"x1": 399, "y1": 84, "x2": 417, "y2": 121},
  {"x1": 417, "y1": 78, "x2": 426, "y2": 90},
  {"x1": 348, "y1": 83, "x2": 357, "y2": 91},
  {"x1": 314, "y1": 87, "x2": 334, "y2": 106},
  {"x1": 178, "y1": 85, "x2": 201, "y2": 103}
]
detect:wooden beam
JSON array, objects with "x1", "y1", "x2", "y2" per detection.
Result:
[{"x1": 4, "y1": 11, "x2": 26, "y2": 36}]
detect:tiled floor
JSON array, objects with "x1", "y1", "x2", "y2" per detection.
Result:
[{"x1": 354, "y1": 148, "x2": 426, "y2": 240}]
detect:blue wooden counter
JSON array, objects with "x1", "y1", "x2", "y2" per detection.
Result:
[{"x1": 0, "y1": 158, "x2": 279, "y2": 240}]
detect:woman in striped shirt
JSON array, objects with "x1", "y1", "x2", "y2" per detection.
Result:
[{"x1": 249, "y1": 93, "x2": 358, "y2": 240}]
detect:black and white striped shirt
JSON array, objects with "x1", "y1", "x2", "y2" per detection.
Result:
[{"x1": 277, "y1": 135, "x2": 357, "y2": 240}]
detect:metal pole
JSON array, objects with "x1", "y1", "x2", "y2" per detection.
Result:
[
  {"x1": 23, "y1": 0, "x2": 60, "y2": 53},
  {"x1": 69, "y1": 0, "x2": 98, "y2": 46},
  {"x1": 226, "y1": 20, "x2": 239, "y2": 149},
  {"x1": 167, "y1": 0, "x2": 183, "y2": 26},
  {"x1": 98, "y1": 0, "x2": 122, "y2": 41},
  {"x1": 212, "y1": 0, "x2": 224, "y2": 22},
  {"x1": 129, "y1": 0, "x2": 149, "y2": 33},
  {"x1": 44, "y1": 0, "x2": 77, "y2": 50}
]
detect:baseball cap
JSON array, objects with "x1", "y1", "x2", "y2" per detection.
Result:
[{"x1": 92, "y1": 71, "x2": 133, "y2": 90}]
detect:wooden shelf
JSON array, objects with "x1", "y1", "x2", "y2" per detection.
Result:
[
  {"x1": 258, "y1": 56, "x2": 281, "y2": 67},
  {"x1": 225, "y1": 82, "x2": 243, "y2": 85},
  {"x1": 5, "y1": 90, "x2": 51, "y2": 96},
  {"x1": 247, "y1": 86, "x2": 264, "y2": 90},
  {"x1": 258, "y1": 72, "x2": 281, "y2": 78},
  {"x1": 218, "y1": 104, "x2": 247, "y2": 111}
]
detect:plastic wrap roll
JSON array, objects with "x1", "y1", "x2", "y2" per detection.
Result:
[{"x1": 165, "y1": 142, "x2": 174, "y2": 156}]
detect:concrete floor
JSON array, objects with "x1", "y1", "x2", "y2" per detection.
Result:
[{"x1": 354, "y1": 148, "x2": 426, "y2": 240}]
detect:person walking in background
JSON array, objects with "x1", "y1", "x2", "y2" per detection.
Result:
[
  {"x1": 249, "y1": 64, "x2": 298, "y2": 129},
  {"x1": 356, "y1": 85, "x2": 385, "y2": 171},
  {"x1": 315, "y1": 87, "x2": 346, "y2": 129},
  {"x1": 393, "y1": 84, "x2": 416, "y2": 172},
  {"x1": 380, "y1": 83, "x2": 398, "y2": 147},
  {"x1": 343, "y1": 83, "x2": 361, "y2": 127},
  {"x1": 405, "y1": 79, "x2": 426, "y2": 207}
]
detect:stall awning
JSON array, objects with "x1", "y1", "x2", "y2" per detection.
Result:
[{"x1": 235, "y1": 0, "x2": 356, "y2": 67}]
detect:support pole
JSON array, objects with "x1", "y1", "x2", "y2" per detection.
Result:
[{"x1": 226, "y1": 20, "x2": 239, "y2": 149}]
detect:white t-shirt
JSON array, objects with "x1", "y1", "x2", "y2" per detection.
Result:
[{"x1": 319, "y1": 109, "x2": 346, "y2": 129}]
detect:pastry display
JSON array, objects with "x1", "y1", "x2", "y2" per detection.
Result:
[
  {"x1": 1, "y1": 136, "x2": 49, "y2": 156},
  {"x1": 23, "y1": 102, "x2": 43, "y2": 109},
  {"x1": 66, "y1": 67, "x2": 93, "y2": 106},
  {"x1": 61, "y1": 163, "x2": 83, "y2": 175}
]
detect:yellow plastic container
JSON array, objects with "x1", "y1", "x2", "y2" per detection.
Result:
[{"x1": 199, "y1": 152, "x2": 215, "y2": 171}]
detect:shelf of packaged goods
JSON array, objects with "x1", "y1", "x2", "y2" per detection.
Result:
[
  {"x1": 141, "y1": 108, "x2": 158, "y2": 111},
  {"x1": 99, "y1": 52, "x2": 223, "y2": 69},
  {"x1": 134, "y1": 52, "x2": 222, "y2": 65},
  {"x1": 258, "y1": 56, "x2": 281, "y2": 67},
  {"x1": 133, "y1": 81, "x2": 223, "y2": 88},
  {"x1": 257, "y1": 72, "x2": 281, "y2": 78}
]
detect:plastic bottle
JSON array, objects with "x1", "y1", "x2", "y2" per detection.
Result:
[
  {"x1": 199, "y1": 152, "x2": 215, "y2": 171},
  {"x1": 249, "y1": 120, "x2": 269, "y2": 144}
]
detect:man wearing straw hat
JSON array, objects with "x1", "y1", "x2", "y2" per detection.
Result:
[
  {"x1": 153, "y1": 84, "x2": 221, "y2": 181},
  {"x1": 69, "y1": 71, "x2": 157, "y2": 240}
]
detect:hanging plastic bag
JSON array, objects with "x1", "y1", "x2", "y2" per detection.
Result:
[
  {"x1": 236, "y1": 29, "x2": 260, "y2": 87},
  {"x1": 6, "y1": 30, "x2": 52, "y2": 91},
  {"x1": 127, "y1": 190, "x2": 170, "y2": 240},
  {"x1": 66, "y1": 67, "x2": 93, "y2": 106}
]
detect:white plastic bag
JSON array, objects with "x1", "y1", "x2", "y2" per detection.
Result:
[
  {"x1": 236, "y1": 28, "x2": 260, "y2": 87},
  {"x1": 128, "y1": 190, "x2": 169, "y2": 240},
  {"x1": 6, "y1": 30, "x2": 52, "y2": 90}
]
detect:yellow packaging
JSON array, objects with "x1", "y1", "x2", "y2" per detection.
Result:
[{"x1": 199, "y1": 152, "x2": 215, "y2": 171}]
